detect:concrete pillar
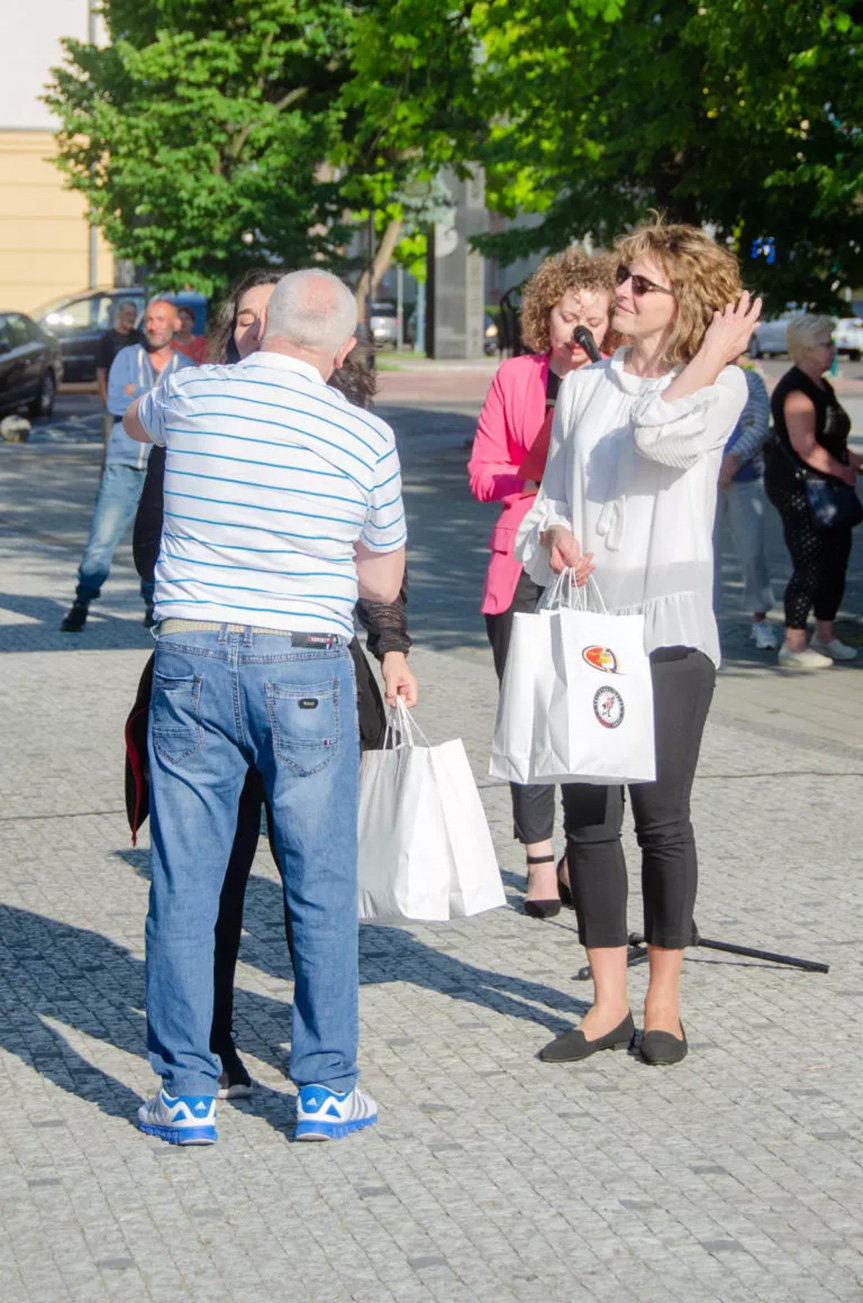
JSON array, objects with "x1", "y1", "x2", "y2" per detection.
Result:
[{"x1": 426, "y1": 167, "x2": 488, "y2": 359}]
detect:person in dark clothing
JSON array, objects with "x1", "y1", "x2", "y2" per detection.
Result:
[
  {"x1": 127, "y1": 268, "x2": 416, "y2": 1097},
  {"x1": 765, "y1": 314, "x2": 861, "y2": 670},
  {"x1": 96, "y1": 300, "x2": 144, "y2": 439}
]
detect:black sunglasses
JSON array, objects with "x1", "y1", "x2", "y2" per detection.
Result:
[{"x1": 615, "y1": 264, "x2": 675, "y2": 298}]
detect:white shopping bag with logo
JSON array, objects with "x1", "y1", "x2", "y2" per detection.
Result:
[
  {"x1": 358, "y1": 701, "x2": 506, "y2": 921},
  {"x1": 490, "y1": 573, "x2": 655, "y2": 786}
]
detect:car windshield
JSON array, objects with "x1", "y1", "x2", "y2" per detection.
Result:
[
  {"x1": 370, "y1": 303, "x2": 397, "y2": 315},
  {"x1": 33, "y1": 289, "x2": 144, "y2": 328}
]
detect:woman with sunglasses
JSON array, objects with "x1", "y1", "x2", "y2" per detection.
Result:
[
  {"x1": 127, "y1": 268, "x2": 417, "y2": 1097},
  {"x1": 517, "y1": 219, "x2": 760, "y2": 1066},
  {"x1": 468, "y1": 250, "x2": 617, "y2": 918}
]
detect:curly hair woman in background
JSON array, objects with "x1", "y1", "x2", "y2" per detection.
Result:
[{"x1": 468, "y1": 250, "x2": 617, "y2": 918}]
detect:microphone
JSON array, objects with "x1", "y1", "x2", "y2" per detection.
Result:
[{"x1": 572, "y1": 326, "x2": 601, "y2": 362}]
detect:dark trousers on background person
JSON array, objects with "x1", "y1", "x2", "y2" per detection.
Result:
[
  {"x1": 561, "y1": 647, "x2": 715, "y2": 950},
  {"x1": 485, "y1": 568, "x2": 554, "y2": 844},
  {"x1": 769, "y1": 484, "x2": 852, "y2": 629},
  {"x1": 211, "y1": 770, "x2": 289, "y2": 1073}
]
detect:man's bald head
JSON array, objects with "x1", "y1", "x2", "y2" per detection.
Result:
[
  {"x1": 144, "y1": 298, "x2": 182, "y2": 350},
  {"x1": 262, "y1": 270, "x2": 358, "y2": 377}
]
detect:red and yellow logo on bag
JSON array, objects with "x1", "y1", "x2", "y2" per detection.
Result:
[{"x1": 582, "y1": 646, "x2": 620, "y2": 675}]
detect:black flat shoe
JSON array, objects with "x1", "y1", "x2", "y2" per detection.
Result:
[
  {"x1": 523, "y1": 852, "x2": 561, "y2": 919},
  {"x1": 640, "y1": 1023, "x2": 688, "y2": 1066},
  {"x1": 540, "y1": 1012, "x2": 635, "y2": 1062}
]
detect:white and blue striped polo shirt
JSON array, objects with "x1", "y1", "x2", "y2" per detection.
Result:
[{"x1": 136, "y1": 351, "x2": 406, "y2": 637}]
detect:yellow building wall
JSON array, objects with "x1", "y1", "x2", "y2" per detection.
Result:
[{"x1": 0, "y1": 130, "x2": 113, "y2": 314}]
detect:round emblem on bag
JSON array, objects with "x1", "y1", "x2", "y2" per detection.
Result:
[
  {"x1": 583, "y1": 645, "x2": 619, "y2": 674},
  {"x1": 593, "y1": 686, "x2": 624, "y2": 729}
]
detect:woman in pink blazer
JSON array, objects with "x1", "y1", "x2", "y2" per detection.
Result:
[{"x1": 468, "y1": 250, "x2": 616, "y2": 917}]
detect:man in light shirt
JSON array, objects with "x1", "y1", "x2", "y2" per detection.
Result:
[
  {"x1": 60, "y1": 298, "x2": 192, "y2": 632},
  {"x1": 123, "y1": 269, "x2": 406, "y2": 1146}
]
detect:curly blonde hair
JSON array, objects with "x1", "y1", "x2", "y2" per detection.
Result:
[
  {"x1": 520, "y1": 249, "x2": 617, "y2": 354},
  {"x1": 615, "y1": 218, "x2": 743, "y2": 366}
]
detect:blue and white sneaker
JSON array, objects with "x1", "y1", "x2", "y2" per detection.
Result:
[
  {"x1": 137, "y1": 1089, "x2": 217, "y2": 1146},
  {"x1": 295, "y1": 1085, "x2": 377, "y2": 1141}
]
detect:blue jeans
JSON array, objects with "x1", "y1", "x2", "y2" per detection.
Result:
[
  {"x1": 145, "y1": 627, "x2": 360, "y2": 1098},
  {"x1": 76, "y1": 462, "x2": 154, "y2": 607}
]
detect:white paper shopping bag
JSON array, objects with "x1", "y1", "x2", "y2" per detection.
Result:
[
  {"x1": 490, "y1": 573, "x2": 656, "y2": 786},
  {"x1": 489, "y1": 605, "x2": 558, "y2": 784},
  {"x1": 551, "y1": 602, "x2": 655, "y2": 784},
  {"x1": 358, "y1": 702, "x2": 505, "y2": 921},
  {"x1": 357, "y1": 741, "x2": 451, "y2": 921},
  {"x1": 428, "y1": 740, "x2": 506, "y2": 917}
]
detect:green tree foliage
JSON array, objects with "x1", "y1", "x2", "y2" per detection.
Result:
[
  {"x1": 47, "y1": 1, "x2": 863, "y2": 310},
  {"x1": 468, "y1": 0, "x2": 863, "y2": 310},
  {"x1": 45, "y1": 0, "x2": 356, "y2": 297}
]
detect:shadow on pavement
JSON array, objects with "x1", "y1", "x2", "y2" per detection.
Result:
[
  {"x1": 0, "y1": 880, "x2": 583, "y2": 1137},
  {"x1": 383, "y1": 404, "x2": 496, "y2": 654},
  {"x1": 0, "y1": 591, "x2": 153, "y2": 655}
]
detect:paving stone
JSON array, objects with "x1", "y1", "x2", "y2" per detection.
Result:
[{"x1": 1, "y1": 394, "x2": 863, "y2": 1302}]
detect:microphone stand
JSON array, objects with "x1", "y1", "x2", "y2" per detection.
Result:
[{"x1": 576, "y1": 922, "x2": 829, "y2": 981}]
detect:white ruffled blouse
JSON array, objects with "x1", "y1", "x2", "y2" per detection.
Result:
[{"x1": 515, "y1": 349, "x2": 748, "y2": 667}]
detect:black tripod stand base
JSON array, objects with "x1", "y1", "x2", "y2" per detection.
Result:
[{"x1": 575, "y1": 925, "x2": 829, "y2": 981}]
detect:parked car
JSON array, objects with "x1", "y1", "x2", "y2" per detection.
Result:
[
  {"x1": 404, "y1": 307, "x2": 499, "y2": 354},
  {"x1": 834, "y1": 316, "x2": 863, "y2": 361},
  {"x1": 747, "y1": 313, "x2": 798, "y2": 358},
  {"x1": 35, "y1": 287, "x2": 206, "y2": 382},
  {"x1": 368, "y1": 300, "x2": 400, "y2": 348},
  {"x1": 0, "y1": 311, "x2": 63, "y2": 420},
  {"x1": 483, "y1": 314, "x2": 499, "y2": 355}
]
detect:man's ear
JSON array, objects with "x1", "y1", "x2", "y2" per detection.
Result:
[{"x1": 334, "y1": 335, "x2": 357, "y2": 371}]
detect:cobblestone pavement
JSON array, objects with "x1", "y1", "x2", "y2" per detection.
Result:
[{"x1": 1, "y1": 389, "x2": 863, "y2": 1303}]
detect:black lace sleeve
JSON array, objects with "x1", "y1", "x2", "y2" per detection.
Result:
[{"x1": 355, "y1": 573, "x2": 411, "y2": 661}]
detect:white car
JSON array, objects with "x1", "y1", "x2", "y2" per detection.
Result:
[
  {"x1": 834, "y1": 317, "x2": 863, "y2": 361},
  {"x1": 747, "y1": 313, "x2": 798, "y2": 358}
]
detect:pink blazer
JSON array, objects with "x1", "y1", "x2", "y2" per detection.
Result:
[{"x1": 468, "y1": 352, "x2": 549, "y2": 615}]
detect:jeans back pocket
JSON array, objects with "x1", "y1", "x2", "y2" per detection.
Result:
[
  {"x1": 151, "y1": 672, "x2": 204, "y2": 764},
  {"x1": 266, "y1": 679, "x2": 340, "y2": 776}
]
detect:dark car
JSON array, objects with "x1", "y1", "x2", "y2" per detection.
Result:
[
  {"x1": 0, "y1": 311, "x2": 63, "y2": 420},
  {"x1": 36, "y1": 287, "x2": 146, "y2": 382},
  {"x1": 36, "y1": 287, "x2": 207, "y2": 382}
]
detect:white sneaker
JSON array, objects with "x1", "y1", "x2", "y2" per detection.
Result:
[
  {"x1": 809, "y1": 635, "x2": 858, "y2": 662},
  {"x1": 750, "y1": 622, "x2": 778, "y2": 650},
  {"x1": 777, "y1": 645, "x2": 833, "y2": 671},
  {"x1": 137, "y1": 1088, "x2": 217, "y2": 1145},
  {"x1": 295, "y1": 1084, "x2": 377, "y2": 1141}
]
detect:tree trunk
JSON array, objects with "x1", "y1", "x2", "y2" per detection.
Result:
[{"x1": 355, "y1": 218, "x2": 404, "y2": 317}]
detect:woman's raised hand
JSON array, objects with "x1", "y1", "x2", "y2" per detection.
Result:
[
  {"x1": 703, "y1": 290, "x2": 763, "y2": 365},
  {"x1": 540, "y1": 525, "x2": 595, "y2": 583}
]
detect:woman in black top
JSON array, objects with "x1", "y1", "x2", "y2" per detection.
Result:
[
  {"x1": 765, "y1": 314, "x2": 861, "y2": 669},
  {"x1": 127, "y1": 269, "x2": 416, "y2": 1097}
]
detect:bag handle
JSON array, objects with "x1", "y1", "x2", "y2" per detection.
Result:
[
  {"x1": 542, "y1": 568, "x2": 608, "y2": 614},
  {"x1": 383, "y1": 696, "x2": 431, "y2": 750}
]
